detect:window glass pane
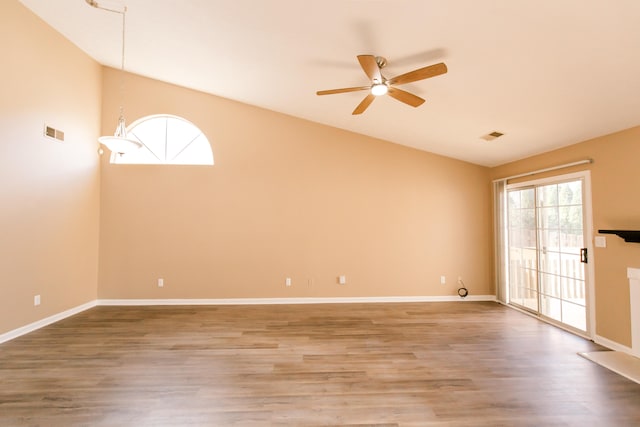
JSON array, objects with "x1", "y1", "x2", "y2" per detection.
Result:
[
  {"x1": 521, "y1": 188, "x2": 535, "y2": 209},
  {"x1": 166, "y1": 117, "x2": 200, "y2": 161},
  {"x1": 558, "y1": 181, "x2": 582, "y2": 206},
  {"x1": 508, "y1": 206, "x2": 520, "y2": 228},
  {"x1": 522, "y1": 248, "x2": 537, "y2": 269},
  {"x1": 508, "y1": 191, "x2": 521, "y2": 209},
  {"x1": 540, "y1": 272, "x2": 561, "y2": 298},
  {"x1": 522, "y1": 287, "x2": 538, "y2": 311},
  {"x1": 541, "y1": 295, "x2": 561, "y2": 321},
  {"x1": 522, "y1": 208, "x2": 535, "y2": 230},
  {"x1": 562, "y1": 300, "x2": 586, "y2": 331},
  {"x1": 538, "y1": 206, "x2": 558, "y2": 229},
  {"x1": 131, "y1": 117, "x2": 167, "y2": 160},
  {"x1": 509, "y1": 228, "x2": 521, "y2": 248},
  {"x1": 112, "y1": 115, "x2": 213, "y2": 165},
  {"x1": 539, "y1": 250, "x2": 560, "y2": 275},
  {"x1": 509, "y1": 262, "x2": 523, "y2": 306},
  {"x1": 521, "y1": 227, "x2": 536, "y2": 248},
  {"x1": 560, "y1": 231, "x2": 583, "y2": 254},
  {"x1": 559, "y1": 206, "x2": 582, "y2": 231},
  {"x1": 537, "y1": 184, "x2": 558, "y2": 207},
  {"x1": 539, "y1": 228, "x2": 559, "y2": 252},
  {"x1": 171, "y1": 134, "x2": 214, "y2": 165},
  {"x1": 561, "y1": 254, "x2": 584, "y2": 278},
  {"x1": 561, "y1": 278, "x2": 585, "y2": 305}
]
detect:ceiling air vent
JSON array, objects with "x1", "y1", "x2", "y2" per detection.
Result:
[
  {"x1": 480, "y1": 131, "x2": 504, "y2": 142},
  {"x1": 44, "y1": 124, "x2": 65, "y2": 142}
]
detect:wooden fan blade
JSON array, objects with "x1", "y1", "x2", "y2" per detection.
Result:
[
  {"x1": 316, "y1": 86, "x2": 370, "y2": 96},
  {"x1": 357, "y1": 55, "x2": 382, "y2": 82},
  {"x1": 387, "y1": 87, "x2": 425, "y2": 107},
  {"x1": 352, "y1": 94, "x2": 375, "y2": 115},
  {"x1": 387, "y1": 62, "x2": 447, "y2": 86}
]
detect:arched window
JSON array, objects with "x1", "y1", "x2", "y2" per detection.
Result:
[{"x1": 111, "y1": 114, "x2": 214, "y2": 165}]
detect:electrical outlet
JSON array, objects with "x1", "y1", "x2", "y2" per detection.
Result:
[
  {"x1": 339, "y1": 275, "x2": 346, "y2": 285},
  {"x1": 158, "y1": 278, "x2": 164, "y2": 288},
  {"x1": 440, "y1": 275, "x2": 446, "y2": 285},
  {"x1": 285, "y1": 277, "x2": 292, "y2": 287},
  {"x1": 34, "y1": 295, "x2": 41, "y2": 306}
]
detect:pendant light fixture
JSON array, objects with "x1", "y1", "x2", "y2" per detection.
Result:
[{"x1": 86, "y1": 0, "x2": 142, "y2": 154}]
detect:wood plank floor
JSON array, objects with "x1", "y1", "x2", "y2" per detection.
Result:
[{"x1": 1, "y1": 302, "x2": 639, "y2": 426}]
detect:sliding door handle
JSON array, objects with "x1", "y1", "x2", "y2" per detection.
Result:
[{"x1": 580, "y1": 247, "x2": 588, "y2": 264}]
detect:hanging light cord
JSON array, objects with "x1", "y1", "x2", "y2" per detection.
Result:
[
  {"x1": 84, "y1": 0, "x2": 128, "y2": 112},
  {"x1": 119, "y1": 8, "x2": 126, "y2": 120}
]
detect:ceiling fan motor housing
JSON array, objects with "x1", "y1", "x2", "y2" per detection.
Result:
[{"x1": 375, "y1": 56, "x2": 387, "y2": 69}]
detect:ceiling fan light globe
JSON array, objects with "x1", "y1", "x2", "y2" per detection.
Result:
[{"x1": 371, "y1": 83, "x2": 388, "y2": 96}]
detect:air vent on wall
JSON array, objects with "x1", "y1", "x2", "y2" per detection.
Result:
[
  {"x1": 44, "y1": 124, "x2": 64, "y2": 142},
  {"x1": 480, "y1": 131, "x2": 504, "y2": 141}
]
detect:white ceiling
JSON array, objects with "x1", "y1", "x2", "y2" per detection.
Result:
[{"x1": 19, "y1": 0, "x2": 640, "y2": 166}]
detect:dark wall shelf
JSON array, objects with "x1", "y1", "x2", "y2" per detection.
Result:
[{"x1": 598, "y1": 230, "x2": 640, "y2": 243}]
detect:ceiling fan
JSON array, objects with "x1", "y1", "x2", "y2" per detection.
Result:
[{"x1": 316, "y1": 55, "x2": 447, "y2": 115}]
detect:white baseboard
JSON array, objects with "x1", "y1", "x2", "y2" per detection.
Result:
[
  {"x1": 0, "y1": 300, "x2": 97, "y2": 344},
  {"x1": 97, "y1": 294, "x2": 497, "y2": 306},
  {"x1": 594, "y1": 334, "x2": 634, "y2": 354},
  {"x1": 0, "y1": 295, "x2": 496, "y2": 344}
]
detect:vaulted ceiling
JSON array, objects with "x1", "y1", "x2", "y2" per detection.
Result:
[{"x1": 20, "y1": 0, "x2": 640, "y2": 166}]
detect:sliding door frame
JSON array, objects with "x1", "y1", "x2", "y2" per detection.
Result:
[{"x1": 505, "y1": 170, "x2": 595, "y2": 339}]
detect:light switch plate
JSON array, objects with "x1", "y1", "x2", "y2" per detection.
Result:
[{"x1": 595, "y1": 236, "x2": 607, "y2": 248}]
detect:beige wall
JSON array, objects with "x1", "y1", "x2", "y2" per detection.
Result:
[
  {"x1": 0, "y1": 2, "x2": 102, "y2": 334},
  {"x1": 98, "y1": 68, "x2": 493, "y2": 299},
  {"x1": 491, "y1": 126, "x2": 640, "y2": 347}
]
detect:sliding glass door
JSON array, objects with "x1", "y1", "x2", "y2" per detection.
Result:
[{"x1": 507, "y1": 176, "x2": 589, "y2": 333}]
